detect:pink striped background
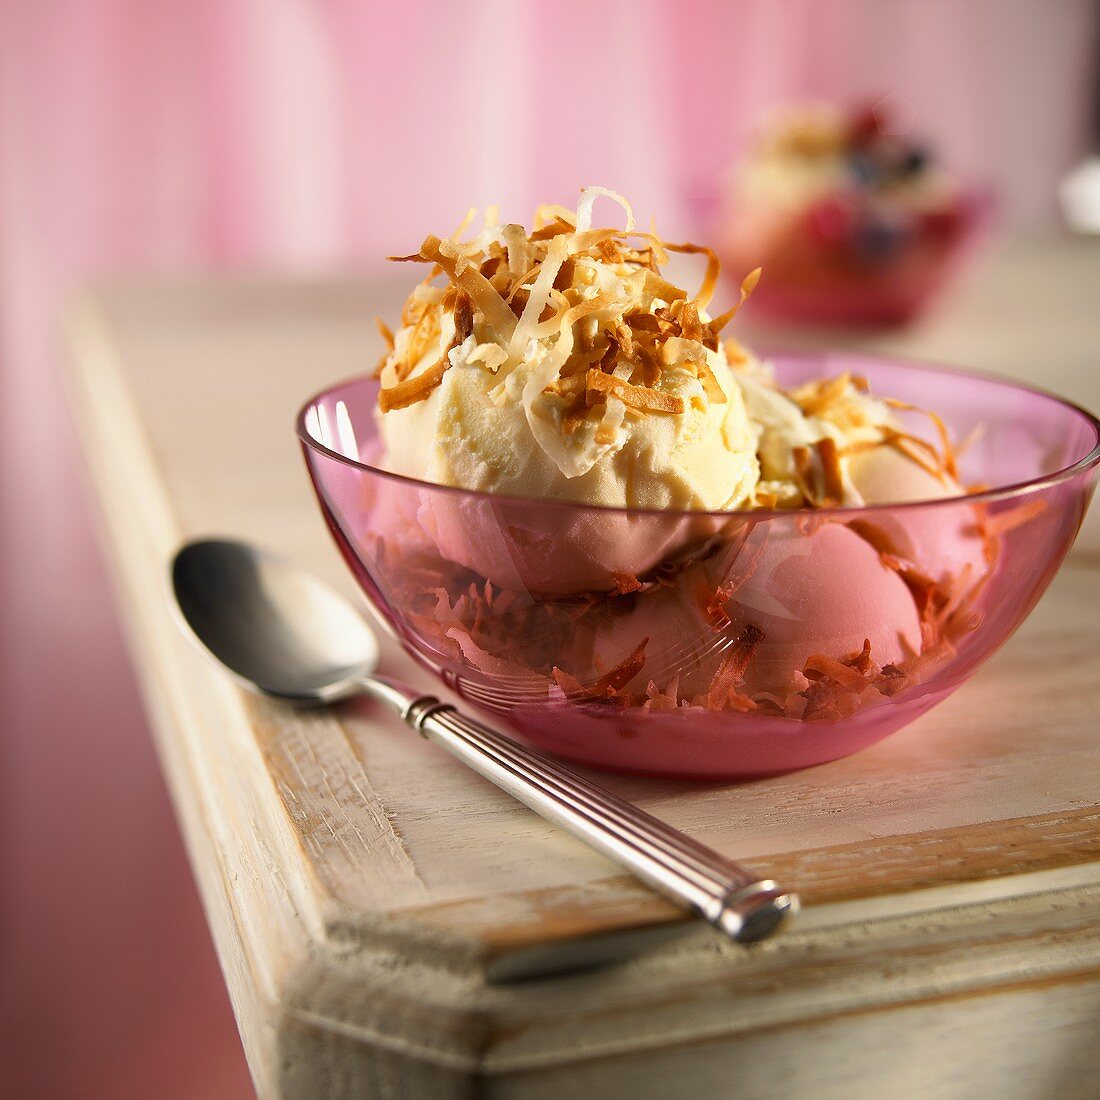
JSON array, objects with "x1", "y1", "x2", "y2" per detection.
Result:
[{"x1": 1, "y1": 2, "x2": 1095, "y2": 1094}]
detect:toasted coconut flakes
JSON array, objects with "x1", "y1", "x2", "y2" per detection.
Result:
[
  {"x1": 677, "y1": 301, "x2": 708, "y2": 344},
  {"x1": 379, "y1": 192, "x2": 773, "y2": 474},
  {"x1": 846, "y1": 519, "x2": 903, "y2": 558},
  {"x1": 416, "y1": 235, "x2": 518, "y2": 340},
  {"x1": 533, "y1": 203, "x2": 578, "y2": 229},
  {"x1": 452, "y1": 291, "x2": 474, "y2": 341},
  {"x1": 552, "y1": 257, "x2": 578, "y2": 293},
  {"x1": 635, "y1": 343, "x2": 663, "y2": 387},
  {"x1": 596, "y1": 238, "x2": 625, "y2": 264},
  {"x1": 706, "y1": 624, "x2": 765, "y2": 709},
  {"x1": 874, "y1": 665, "x2": 910, "y2": 696},
  {"x1": 815, "y1": 437, "x2": 845, "y2": 504},
  {"x1": 622, "y1": 311, "x2": 660, "y2": 334},
  {"x1": 586, "y1": 370, "x2": 686, "y2": 414},
  {"x1": 510, "y1": 236, "x2": 569, "y2": 358},
  {"x1": 378, "y1": 292, "x2": 471, "y2": 410},
  {"x1": 691, "y1": 580, "x2": 725, "y2": 629},
  {"x1": 882, "y1": 428, "x2": 945, "y2": 479},
  {"x1": 373, "y1": 316, "x2": 396, "y2": 376},
  {"x1": 378, "y1": 358, "x2": 449, "y2": 411},
  {"x1": 791, "y1": 445, "x2": 817, "y2": 505},
  {"x1": 803, "y1": 653, "x2": 868, "y2": 690},
  {"x1": 449, "y1": 206, "x2": 477, "y2": 241},
  {"x1": 614, "y1": 322, "x2": 635, "y2": 361},
  {"x1": 530, "y1": 217, "x2": 576, "y2": 240},
  {"x1": 402, "y1": 277, "x2": 445, "y2": 326},
  {"x1": 981, "y1": 498, "x2": 1046, "y2": 537},
  {"x1": 884, "y1": 397, "x2": 959, "y2": 480},
  {"x1": 502, "y1": 223, "x2": 529, "y2": 278},
  {"x1": 838, "y1": 439, "x2": 883, "y2": 458},
  {"x1": 553, "y1": 637, "x2": 648, "y2": 702},
  {"x1": 654, "y1": 306, "x2": 679, "y2": 333},
  {"x1": 793, "y1": 372, "x2": 852, "y2": 417},
  {"x1": 547, "y1": 371, "x2": 588, "y2": 398},
  {"x1": 707, "y1": 268, "x2": 762, "y2": 337},
  {"x1": 664, "y1": 240, "x2": 722, "y2": 309},
  {"x1": 696, "y1": 358, "x2": 727, "y2": 404},
  {"x1": 642, "y1": 269, "x2": 689, "y2": 305},
  {"x1": 796, "y1": 513, "x2": 830, "y2": 538},
  {"x1": 486, "y1": 266, "x2": 511, "y2": 297},
  {"x1": 899, "y1": 637, "x2": 957, "y2": 682},
  {"x1": 844, "y1": 638, "x2": 875, "y2": 675},
  {"x1": 575, "y1": 186, "x2": 635, "y2": 234},
  {"x1": 506, "y1": 265, "x2": 540, "y2": 304},
  {"x1": 397, "y1": 308, "x2": 443, "y2": 380},
  {"x1": 644, "y1": 680, "x2": 680, "y2": 711},
  {"x1": 375, "y1": 317, "x2": 395, "y2": 350},
  {"x1": 723, "y1": 337, "x2": 750, "y2": 365},
  {"x1": 384, "y1": 517, "x2": 976, "y2": 725}
]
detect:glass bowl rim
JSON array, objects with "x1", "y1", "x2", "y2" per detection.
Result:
[{"x1": 295, "y1": 350, "x2": 1100, "y2": 520}]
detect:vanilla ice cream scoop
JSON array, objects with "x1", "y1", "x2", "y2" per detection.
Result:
[
  {"x1": 380, "y1": 342, "x2": 758, "y2": 512},
  {"x1": 373, "y1": 188, "x2": 765, "y2": 590}
]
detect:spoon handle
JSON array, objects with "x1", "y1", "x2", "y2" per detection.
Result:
[{"x1": 363, "y1": 678, "x2": 798, "y2": 944}]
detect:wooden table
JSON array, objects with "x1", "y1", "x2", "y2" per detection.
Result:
[{"x1": 66, "y1": 239, "x2": 1100, "y2": 1099}]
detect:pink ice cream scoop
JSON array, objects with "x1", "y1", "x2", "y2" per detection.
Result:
[
  {"x1": 563, "y1": 520, "x2": 921, "y2": 702},
  {"x1": 415, "y1": 492, "x2": 719, "y2": 596},
  {"x1": 722, "y1": 521, "x2": 921, "y2": 696}
]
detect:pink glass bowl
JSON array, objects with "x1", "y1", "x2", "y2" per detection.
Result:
[{"x1": 297, "y1": 354, "x2": 1099, "y2": 779}]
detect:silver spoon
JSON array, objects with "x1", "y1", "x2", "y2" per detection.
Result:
[{"x1": 171, "y1": 538, "x2": 798, "y2": 945}]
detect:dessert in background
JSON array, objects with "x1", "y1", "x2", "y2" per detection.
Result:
[
  {"x1": 719, "y1": 101, "x2": 992, "y2": 325},
  {"x1": 365, "y1": 188, "x2": 992, "y2": 718}
]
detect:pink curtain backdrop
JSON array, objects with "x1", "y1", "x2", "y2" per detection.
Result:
[{"x1": 1, "y1": 2, "x2": 1095, "y2": 1096}]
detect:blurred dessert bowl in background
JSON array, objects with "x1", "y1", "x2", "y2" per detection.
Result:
[{"x1": 716, "y1": 101, "x2": 994, "y2": 326}]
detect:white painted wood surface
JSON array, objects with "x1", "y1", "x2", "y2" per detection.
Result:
[{"x1": 65, "y1": 240, "x2": 1100, "y2": 1098}]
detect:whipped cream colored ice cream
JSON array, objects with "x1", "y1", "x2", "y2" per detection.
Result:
[
  {"x1": 379, "y1": 337, "x2": 758, "y2": 511},
  {"x1": 376, "y1": 188, "x2": 763, "y2": 512},
  {"x1": 374, "y1": 187, "x2": 964, "y2": 520}
]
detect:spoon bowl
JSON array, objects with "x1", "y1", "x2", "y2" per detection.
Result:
[{"x1": 172, "y1": 539, "x2": 379, "y2": 703}]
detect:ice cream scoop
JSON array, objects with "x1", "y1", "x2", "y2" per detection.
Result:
[
  {"x1": 373, "y1": 188, "x2": 766, "y2": 592},
  {"x1": 724, "y1": 521, "x2": 921, "y2": 696},
  {"x1": 380, "y1": 348, "x2": 759, "y2": 514},
  {"x1": 846, "y1": 445, "x2": 988, "y2": 586},
  {"x1": 552, "y1": 519, "x2": 921, "y2": 705}
]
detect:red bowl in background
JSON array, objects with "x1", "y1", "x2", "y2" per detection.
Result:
[
  {"x1": 725, "y1": 188, "x2": 996, "y2": 327},
  {"x1": 685, "y1": 173, "x2": 996, "y2": 327}
]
